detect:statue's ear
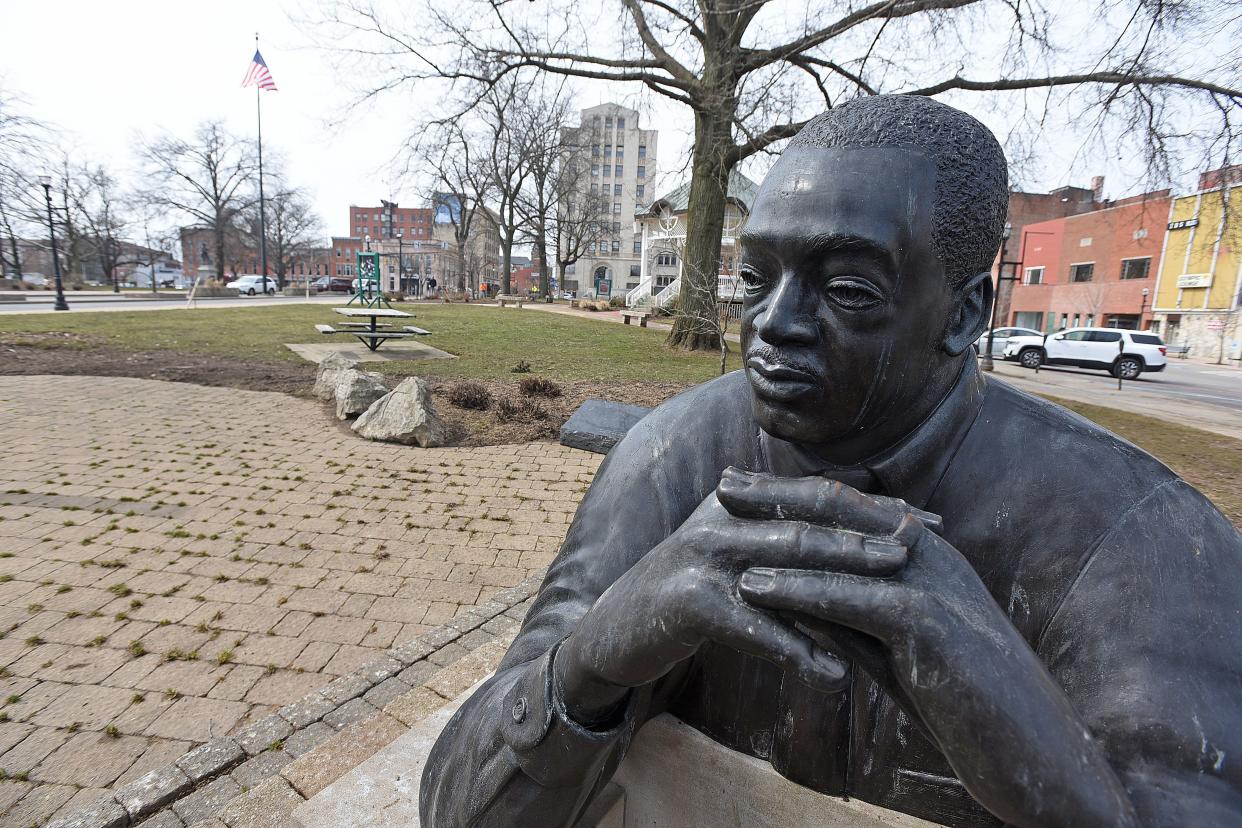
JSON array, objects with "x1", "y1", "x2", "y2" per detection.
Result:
[{"x1": 943, "y1": 271, "x2": 992, "y2": 356}]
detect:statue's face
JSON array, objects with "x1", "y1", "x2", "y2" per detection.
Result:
[{"x1": 739, "y1": 146, "x2": 957, "y2": 453}]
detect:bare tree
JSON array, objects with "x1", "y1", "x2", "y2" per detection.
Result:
[
  {"x1": 420, "y1": 121, "x2": 496, "y2": 293},
  {"x1": 0, "y1": 88, "x2": 52, "y2": 279},
  {"x1": 318, "y1": 0, "x2": 1242, "y2": 351},
  {"x1": 67, "y1": 163, "x2": 129, "y2": 292},
  {"x1": 139, "y1": 122, "x2": 258, "y2": 284},
  {"x1": 242, "y1": 177, "x2": 321, "y2": 289},
  {"x1": 514, "y1": 80, "x2": 576, "y2": 299},
  {"x1": 479, "y1": 77, "x2": 535, "y2": 296}
]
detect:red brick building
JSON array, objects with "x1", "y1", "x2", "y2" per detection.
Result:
[
  {"x1": 349, "y1": 202, "x2": 433, "y2": 242},
  {"x1": 991, "y1": 183, "x2": 1100, "y2": 324},
  {"x1": 1008, "y1": 190, "x2": 1171, "y2": 332}
]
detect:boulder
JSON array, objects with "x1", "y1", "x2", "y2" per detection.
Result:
[
  {"x1": 314, "y1": 352, "x2": 360, "y2": 400},
  {"x1": 352, "y1": 377, "x2": 447, "y2": 447},
  {"x1": 335, "y1": 370, "x2": 389, "y2": 420}
]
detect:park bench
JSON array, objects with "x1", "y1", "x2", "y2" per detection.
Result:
[
  {"x1": 496, "y1": 294, "x2": 525, "y2": 309},
  {"x1": 1166, "y1": 344, "x2": 1191, "y2": 359},
  {"x1": 403, "y1": 325, "x2": 430, "y2": 335},
  {"x1": 620, "y1": 309, "x2": 651, "y2": 328}
]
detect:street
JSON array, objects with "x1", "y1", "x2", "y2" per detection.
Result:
[{"x1": 0, "y1": 292, "x2": 341, "y2": 314}]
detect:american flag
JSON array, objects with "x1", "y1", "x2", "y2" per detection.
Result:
[{"x1": 241, "y1": 50, "x2": 277, "y2": 91}]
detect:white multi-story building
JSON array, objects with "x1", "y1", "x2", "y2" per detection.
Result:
[{"x1": 561, "y1": 103, "x2": 657, "y2": 297}]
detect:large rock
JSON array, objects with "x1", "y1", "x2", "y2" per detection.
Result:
[
  {"x1": 352, "y1": 377, "x2": 447, "y2": 447},
  {"x1": 334, "y1": 370, "x2": 389, "y2": 420},
  {"x1": 313, "y1": 352, "x2": 360, "y2": 400},
  {"x1": 560, "y1": 399, "x2": 652, "y2": 454}
]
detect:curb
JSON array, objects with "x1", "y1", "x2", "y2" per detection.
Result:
[{"x1": 47, "y1": 573, "x2": 543, "y2": 828}]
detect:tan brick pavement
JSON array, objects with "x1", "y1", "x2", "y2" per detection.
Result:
[{"x1": 0, "y1": 375, "x2": 598, "y2": 825}]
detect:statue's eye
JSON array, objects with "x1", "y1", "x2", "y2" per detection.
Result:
[
  {"x1": 739, "y1": 266, "x2": 767, "y2": 291},
  {"x1": 825, "y1": 279, "x2": 883, "y2": 310}
]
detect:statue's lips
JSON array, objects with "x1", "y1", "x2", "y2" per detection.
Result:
[{"x1": 746, "y1": 357, "x2": 819, "y2": 402}]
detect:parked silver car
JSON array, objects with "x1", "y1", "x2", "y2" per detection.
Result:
[{"x1": 975, "y1": 327, "x2": 1042, "y2": 356}]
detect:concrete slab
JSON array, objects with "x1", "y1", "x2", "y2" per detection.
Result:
[
  {"x1": 295, "y1": 690, "x2": 941, "y2": 828},
  {"x1": 292, "y1": 679, "x2": 485, "y2": 828},
  {"x1": 560, "y1": 399, "x2": 653, "y2": 454},
  {"x1": 285, "y1": 341, "x2": 456, "y2": 364}
]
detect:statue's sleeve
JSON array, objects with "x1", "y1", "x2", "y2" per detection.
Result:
[
  {"x1": 419, "y1": 393, "x2": 726, "y2": 826},
  {"x1": 1038, "y1": 479, "x2": 1242, "y2": 825}
]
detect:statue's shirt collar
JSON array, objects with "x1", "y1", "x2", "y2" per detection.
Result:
[{"x1": 758, "y1": 358, "x2": 986, "y2": 508}]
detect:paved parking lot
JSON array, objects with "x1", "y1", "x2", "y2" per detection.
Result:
[{"x1": 0, "y1": 375, "x2": 597, "y2": 825}]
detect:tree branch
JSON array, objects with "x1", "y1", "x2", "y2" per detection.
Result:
[{"x1": 903, "y1": 71, "x2": 1242, "y2": 101}]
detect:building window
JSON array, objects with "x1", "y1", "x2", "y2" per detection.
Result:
[
  {"x1": 591, "y1": 164, "x2": 599, "y2": 176},
  {"x1": 636, "y1": 185, "x2": 645, "y2": 199},
  {"x1": 638, "y1": 145, "x2": 646, "y2": 158},
  {"x1": 612, "y1": 221, "x2": 621, "y2": 233},
  {"x1": 616, "y1": 148, "x2": 624, "y2": 160},
  {"x1": 614, "y1": 184, "x2": 623, "y2": 195},
  {"x1": 1070, "y1": 263, "x2": 1094, "y2": 283},
  {"x1": 604, "y1": 146, "x2": 612, "y2": 158},
  {"x1": 1024, "y1": 266, "x2": 1044, "y2": 285},
  {"x1": 605, "y1": 116, "x2": 613, "y2": 128},
  {"x1": 613, "y1": 203, "x2": 622, "y2": 214},
  {"x1": 637, "y1": 165, "x2": 646, "y2": 178},
  {"x1": 590, "y1": 183, "x2": 598, "y2": 196},
  {"x1": 656, "y1": 252, "x2": 678, "y2": 266},
  {"x1": 1120, "y1": 257, "x2": 1150, "y2": 280},
  {"x1": 612, "y1": 240, "x2": 621, "y2": 252},
  {"x1": 603, "y1": 166, "x2": 611, "y2": 177},
  {"x1": 617, "y1": 117, "x2": 626, "y2": 129},
  {"x1": 591, "y1": 145, "x2": 599, "y2": 157},
  {"x1": 633, "y1": 240, "x2": 642, "y2": 254},
  {"x1": 615, "y1": 165, "x2": 623, "y2": 177}
]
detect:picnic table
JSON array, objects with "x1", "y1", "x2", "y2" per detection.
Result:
[{"x1": 315, "y1": 307, "x2": 429, "y2": 351}]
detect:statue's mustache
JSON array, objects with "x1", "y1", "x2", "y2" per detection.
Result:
[{"x1": 744, "y1": 345, "x2": 823, "y2": 380}]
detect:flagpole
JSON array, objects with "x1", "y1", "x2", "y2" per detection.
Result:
[{"x1": 255, "y1": 32, "x2": 270, "y2": 295}]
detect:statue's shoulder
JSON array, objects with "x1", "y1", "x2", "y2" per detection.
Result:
[{"x1": 608, "y1": 371, "x2": 756, "y2": 474}]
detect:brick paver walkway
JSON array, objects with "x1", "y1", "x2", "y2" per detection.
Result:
[{"x1": 0, "y1": 375, "x2": 598, "y2": 825}]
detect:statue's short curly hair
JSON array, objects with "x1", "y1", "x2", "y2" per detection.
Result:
[{"x1": 789, "y1": 95, "x2": 1009, "y2": 288}]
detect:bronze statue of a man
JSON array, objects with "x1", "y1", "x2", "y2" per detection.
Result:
[{"x1": 421, "y1": 95, "x2": 1242, "y2": 826}]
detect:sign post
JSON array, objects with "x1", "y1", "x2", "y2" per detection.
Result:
[{"x1": 350, "y1": 252, "x2": 387, "y2": 308}]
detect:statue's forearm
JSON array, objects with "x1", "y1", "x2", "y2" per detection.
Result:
[{"x1": 908, "y1": 640, "x2": 1138, "y2": 828}]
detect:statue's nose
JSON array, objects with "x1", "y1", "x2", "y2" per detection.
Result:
[{"x1": 754, "y1": 275, "x2": 817, "y2": 346}]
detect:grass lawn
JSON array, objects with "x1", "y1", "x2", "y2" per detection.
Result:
[
  {"x1": 0, "y1": 301, "x2": 1237, "y2": 524},
  {"x1": 0, "y1": 302, "x2": 743, "y2": 383}
]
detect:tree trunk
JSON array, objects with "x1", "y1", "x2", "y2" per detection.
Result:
[
  {"x1": 667, "y1": 110, "x2": 734, "y2": 351},
  {"x1": 501, "y1": 224, "x2": 515, "y2": 295},
  {"x1": 213, "y1": 223, "x2": 226, "y2": 283},
  {"x1": 535, "y1": 217, "x2": 550, "y2": 299},
  {"x1": 456, "y1": 238, "x2": 468, "y2": 292}
]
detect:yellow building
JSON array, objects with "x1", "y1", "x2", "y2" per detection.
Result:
[{"x1": 1151, "y1": 181, "x2": 1242, "y2": 359}]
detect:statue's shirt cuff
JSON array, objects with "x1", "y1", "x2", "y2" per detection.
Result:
[{"x1": 501, "y1": 639, "x2": 630, "y2": 788}]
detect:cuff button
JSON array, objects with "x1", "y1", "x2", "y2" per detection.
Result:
[{"x1": 511, "y1": 697, "x2": 527, "y2": 723}]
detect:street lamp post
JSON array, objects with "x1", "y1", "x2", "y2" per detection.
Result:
[
  {"x1": 38, "y1": 176, "x2": 69, "y2": 312},
  {"x1": 980, "y1": 223, "x2": 1016, "y2": 372},
  {"x1": 397, "y1": 231, "x2": 404, "y2": 296},
  {"x1": 1139, "y1": 287, "x2": 1150, "y2": 330}
]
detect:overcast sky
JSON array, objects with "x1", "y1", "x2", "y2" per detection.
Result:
[{"x1": 2, "y1": 0, "x2": 1231, "y2": 244}]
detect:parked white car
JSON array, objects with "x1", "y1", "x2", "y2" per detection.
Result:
[
  {"x1": 1003, "y1": 327, "x2": 1168, "y2": 379},
  {"x1": 226, "y1": 275, "x2": 277, "y2": 296},
  {"x1": 975, "y1": 326, "x2": 1042, "y2": 357}
]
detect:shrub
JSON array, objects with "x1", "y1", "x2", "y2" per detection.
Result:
[
  {"x1": 511, "y1": 360, "x2": 532, "y2": 374},
  {"x1": 495, "y1": 396, "x2": 548, "y2": 422},
  {"x1": 609, "y1": 295, "x2": 625, "y2": 308},
  {"x1": 448, "y1": 381, "x2": 492, "y2": 410},
  {"x1": 518, "y1": 376, "x2": 562, "y2": 398}
]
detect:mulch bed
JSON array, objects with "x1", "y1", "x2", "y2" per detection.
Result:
[{"x1": 0, "y1": 343, "x2": 691, "y2": 447}]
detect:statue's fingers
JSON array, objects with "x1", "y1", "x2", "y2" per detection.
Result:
[
  {"x1": 718, "y1": 469, "x2": 931, "y2": 542},
  {"x1": 698, "y1": 598, "x2": 849, "y2": 692},
  {"x1": 737, "y1": 567, "x2": 913, "y2": 641},
  {"x1": 707, "y1": 520, "x2": 906, "y2": 576}
]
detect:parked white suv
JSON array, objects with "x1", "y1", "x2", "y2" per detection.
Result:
[
  {"x1": 226, "y1": 275, "x2": 277, "y2": 296},
  {"x1": 1003, "y1": 327, "x2": 1167, "y2": 379}
]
